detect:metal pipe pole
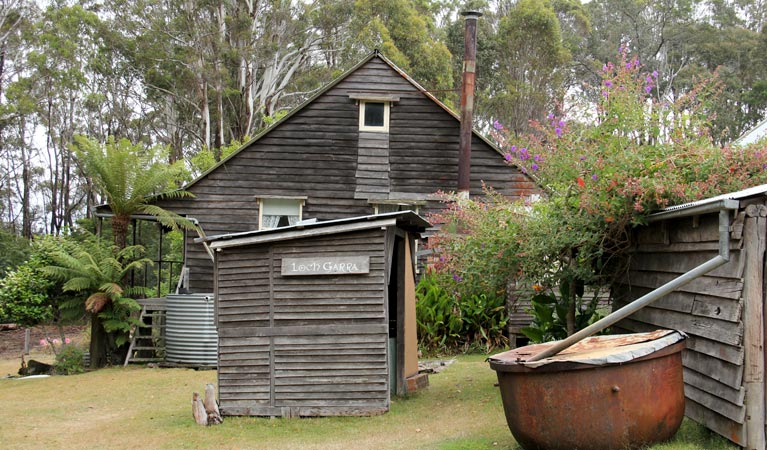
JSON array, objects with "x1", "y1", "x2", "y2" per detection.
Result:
[
  {"x1": 528, "y1": 207, "x2": 736, "y2": 362},
  {"x1": 458, "y1": 11, "x2": 482, "y2": 196}
]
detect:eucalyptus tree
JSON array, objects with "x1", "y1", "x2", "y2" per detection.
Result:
[
  {"x1": 0, "y1": 0, "x2": 36, "y2": 237},
  {"x1": 445, "y1": 0, "x2": 585, "y2": 134},
  {"x1": 18, "y1": 3, "x2": 112, "y2": 234},
  {"x1": 110, "y1": 0, "x2": 324, "y2": 162},
  {"x1": 583, "y1": 0, "x2": 767, "y2": 144}
]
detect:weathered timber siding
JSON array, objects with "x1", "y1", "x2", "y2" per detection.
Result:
[
  {"x1": 160, "y1": 55, "x2": 538, "y2": 292},
  {"x1": 614, "y1": 212, "x2": 748, "y2": 445},
  {"x1": 216, "y1": 228, "x2": 390, "y2": 417}
]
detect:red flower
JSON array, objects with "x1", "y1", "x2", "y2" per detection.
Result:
[{"x1": 577, "y1": 177, "x2": 586, "y2": 188}]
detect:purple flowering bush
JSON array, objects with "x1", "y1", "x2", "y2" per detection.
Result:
[{"x1": 428, "y1": 49, "x2": 767, "y2": 342}]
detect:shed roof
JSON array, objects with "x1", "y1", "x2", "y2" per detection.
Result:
[
  {"x1": 651, "y1": 183, "x2": 767, "y2": 219},
  {"x1": 201, "y1": 210, "x2": 430, "y2": 250}
]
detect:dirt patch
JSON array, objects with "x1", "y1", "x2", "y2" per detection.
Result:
[{"x1": 0, "y1": 324, "x2": 87, "y2": 360}]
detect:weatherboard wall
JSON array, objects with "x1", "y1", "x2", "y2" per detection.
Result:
[
  {"x1": 215, "y1": 227, "x2": 391, "y2": 417},
  {"x1": 159, "y1": 55, "x2": 537, "y2": 292},
  {"x1": 613, "y1": 200, "x2": 767, "y2": 447}
]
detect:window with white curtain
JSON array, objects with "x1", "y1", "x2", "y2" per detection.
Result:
[{"x1": 258, "y1": 197, "x2": 304, "y2": 230}]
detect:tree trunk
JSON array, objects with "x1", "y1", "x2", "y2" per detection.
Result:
[
  {"x1": 111, "y1": 214, "x2": 130, "y2": 250},
  {"x1": 192, "y1": 392, "x2": 208, "y2": 425},
  {"x1": 89, "y1": 313, "x2": 108, "y2": 369},
  {"x1": 204, "y1": 383, "x2": 223, "y2": 424}
]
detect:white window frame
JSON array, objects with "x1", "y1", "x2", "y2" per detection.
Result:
[
  {"x1": 256, "y1": 196, "x2": 306, "y2": 230},
  {"x1": 359, "y1": 100, "x2": 390, "y2": 133}
]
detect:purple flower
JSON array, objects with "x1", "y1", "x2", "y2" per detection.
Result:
[
  {"x1": 602, "y1": 64, "x2": 608, "y2": 72},
  {"x1": 547, "y1": 113, "x2": 555, "y2": 119},
  {"x1": 558, "y1": 120, "x2": 565, "y2": 127},
  {"x1": 493, "y1": 119, "x2": 503, "y2": 130},
  {"x1": 626, "y1": 62, "x2": 632, "y2": 69},
  {"x1": 652, "y1": 70, "x2": 658, "y2": 78},
  {"x1": 592, "y1": 174, "x2": 598, "y2": 181},
  {"x1": 531, "y1": 163, "x2": 539, "y2": 171},
  {"x1": 634, "y1": 59, "x2": 640, "y2": 68},
  {"x1": 452, "y1": 274, "x2": 462, "y2": 282},
  {"x1": 510, "y1": 145, "x2": 517, "y2": 153},
  {"x1": 601, "y1": 90, "x2": 609, "y2": 98},
  {"x1": 504, "y1": 153, "x2": 512, "y2": 162},
  {"x1": 645, "y1": 85, "x2": 652, "y2": 93},
  {"x1": 604, "y1": 80, "x2": 613, "y2": 88},
  {"x1": 579, "y1": 155, "x2": 586, "y2": 161},
  {"x1": 533, "y1": 154, "x2": 541, "y2": 162},
  {"x1": 555, "y1": 127, "x2": 562, "y2": 137},
  {"x1": 519, "y1": 147, "x2": 530, "y2": 160}
]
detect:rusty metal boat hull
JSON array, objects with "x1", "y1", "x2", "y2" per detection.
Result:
[{"x1": 489, "y1": 332, "x2": 686, "y2": 450}]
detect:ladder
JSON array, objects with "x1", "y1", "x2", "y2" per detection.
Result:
[{"x1": 124, "y1": 298, "x2": 167, "y2": 366}]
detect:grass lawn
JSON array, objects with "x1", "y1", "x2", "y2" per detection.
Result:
[{"x1": 0, "y1": 353, "x2": 738, "y2": 450}]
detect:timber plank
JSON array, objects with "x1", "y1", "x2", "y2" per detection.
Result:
[
  {"x1": 619, "y1": 271, "x2": 743, "y2": 300},
  {"x1": 684, "y1": 383, "x2": 746, "y2": 424},
  {"x1": 624, "y1": 305, "x2": 743, "y2": 346},
  {"x1": 629, "y1": 250, "x2": 744, "y2": 279},
  {"x1": 685, "y1": 399, "x2": 744, "y2": 446},
  {"x1": 683, "y1": 350, "x2": 744, "y2": 390},
  {"x1": 275, "y1": 392, "x2": 387, "y2": 400},
  {"x1": 683, "y1": 367, "x2": 746, "y2": 406},
  {"x1": 274, "y1": 384, "x2": 386, "y2": 393}
]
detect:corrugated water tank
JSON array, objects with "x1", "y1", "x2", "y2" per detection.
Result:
[{"x1": 165, "y1": 293, "x2": 218, "y2": 367}]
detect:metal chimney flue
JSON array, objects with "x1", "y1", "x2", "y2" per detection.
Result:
[{"x1": 458, "y1": 10, "x2": 481, "y2": 196}]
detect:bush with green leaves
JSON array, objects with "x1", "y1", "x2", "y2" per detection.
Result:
[
  {"x1": 42, "y1": 233, "x2": 150, "y2": 353},
  {"x1": 416, "y1": 272, "x2": 507, "y2": 354},
  {"x1": 0, "y1": 263, "x2": 54, "y2": 326},
  {"x1": 54, "y1": 344, "x2": 86, "y2": 375},
  {"x1": 0, "y1": 234, "x2": 74, "y2": 327},
  {"x1": 430, "y1": 48, "x2": 767, "y2": 341}
]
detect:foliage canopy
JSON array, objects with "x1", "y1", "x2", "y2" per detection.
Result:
[{"x1": 430, "y1": 49, "x2": 767, "y2": 341}]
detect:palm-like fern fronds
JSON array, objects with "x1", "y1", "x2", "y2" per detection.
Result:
[
  {"x1": 43, "y1": 234, "x2": 147, "y2": 338},
  {"x1": 73, "y1": 135, "x2": 199, "y2": 249}
]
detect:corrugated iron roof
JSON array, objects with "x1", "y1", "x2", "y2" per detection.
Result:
[
  {"x1": 656, "y1": 183, "x2": 767, "y2": 213},
  {"x1": 201, "y1": 210, "x2": 430, "y2": 249}
]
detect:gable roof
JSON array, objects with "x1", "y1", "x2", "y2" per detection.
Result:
[
  {"x1": 733, "y1": 118, "x2": 767, "y2": 147},
  {"x1": 183, "y1": 50, "x2": 513, "y2": 191}
]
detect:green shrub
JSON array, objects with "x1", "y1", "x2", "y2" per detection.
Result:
[
  {"x1": 0, "y1": 257, "x2": 56, "y2": 327},
  {"x1": 55, "y1": 344, "x2": 86, "y2": 375},
  {"x1": 431, "y1": 50, "x2": 767, "y2": 342},
  {"x1": 416, "y1": 272, "x2": 508, "y2": 354}
]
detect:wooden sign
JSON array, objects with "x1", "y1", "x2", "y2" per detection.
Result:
[{"x1": 281, "y1": 256, "x2": 370, "y2": 276}]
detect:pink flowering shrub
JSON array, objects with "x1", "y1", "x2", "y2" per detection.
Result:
[{"x1": 429, "y1": 48, "x2": 767, "y2": 341}]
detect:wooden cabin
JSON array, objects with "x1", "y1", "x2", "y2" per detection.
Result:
[
  {"x1": 201, "y1": 211, "x2": 429, "y2": 417},
  {"x1": 158, "y1": 50, "x2": 538, "y2": 293},
  {"x1": 613, "y1": 185, "x2": 767, "y2": 448}
]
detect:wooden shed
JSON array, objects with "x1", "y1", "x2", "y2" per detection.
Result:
[
  {"x1": 201, "y1": 211, "x2": 430, "y2": 417},
  {"x1": 613, "y1": 184, "x2": 767, "y2": 448}
]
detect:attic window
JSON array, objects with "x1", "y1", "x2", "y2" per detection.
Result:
[
  {"x1": 349, "y1": 93, "x2": 399, "y2": 133},
  {"x1": 360, "y1": 101, "x2": 389, "y2": 132},
  {"x1": 257, "y1": 196, "x2": 306, "y2": 230}
]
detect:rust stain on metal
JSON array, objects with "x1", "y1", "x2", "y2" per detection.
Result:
[
  {"x1": 492, "y1": 329, "x2": 675, "y2": 365},
  {"x1": 457, "y1": 11, "x2": 481, "y2": 193},
  {"x1": 489, "y1": 331, "x2": 686, "y2": 450}
]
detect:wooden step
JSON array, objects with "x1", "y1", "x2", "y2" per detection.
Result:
[{"x1": 128, "y1": 357, "x2": 164, "y2": 363}]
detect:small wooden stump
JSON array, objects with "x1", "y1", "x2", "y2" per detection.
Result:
[{"x1": 192, "y1": 383, "x2": 223, "y2": 426}]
